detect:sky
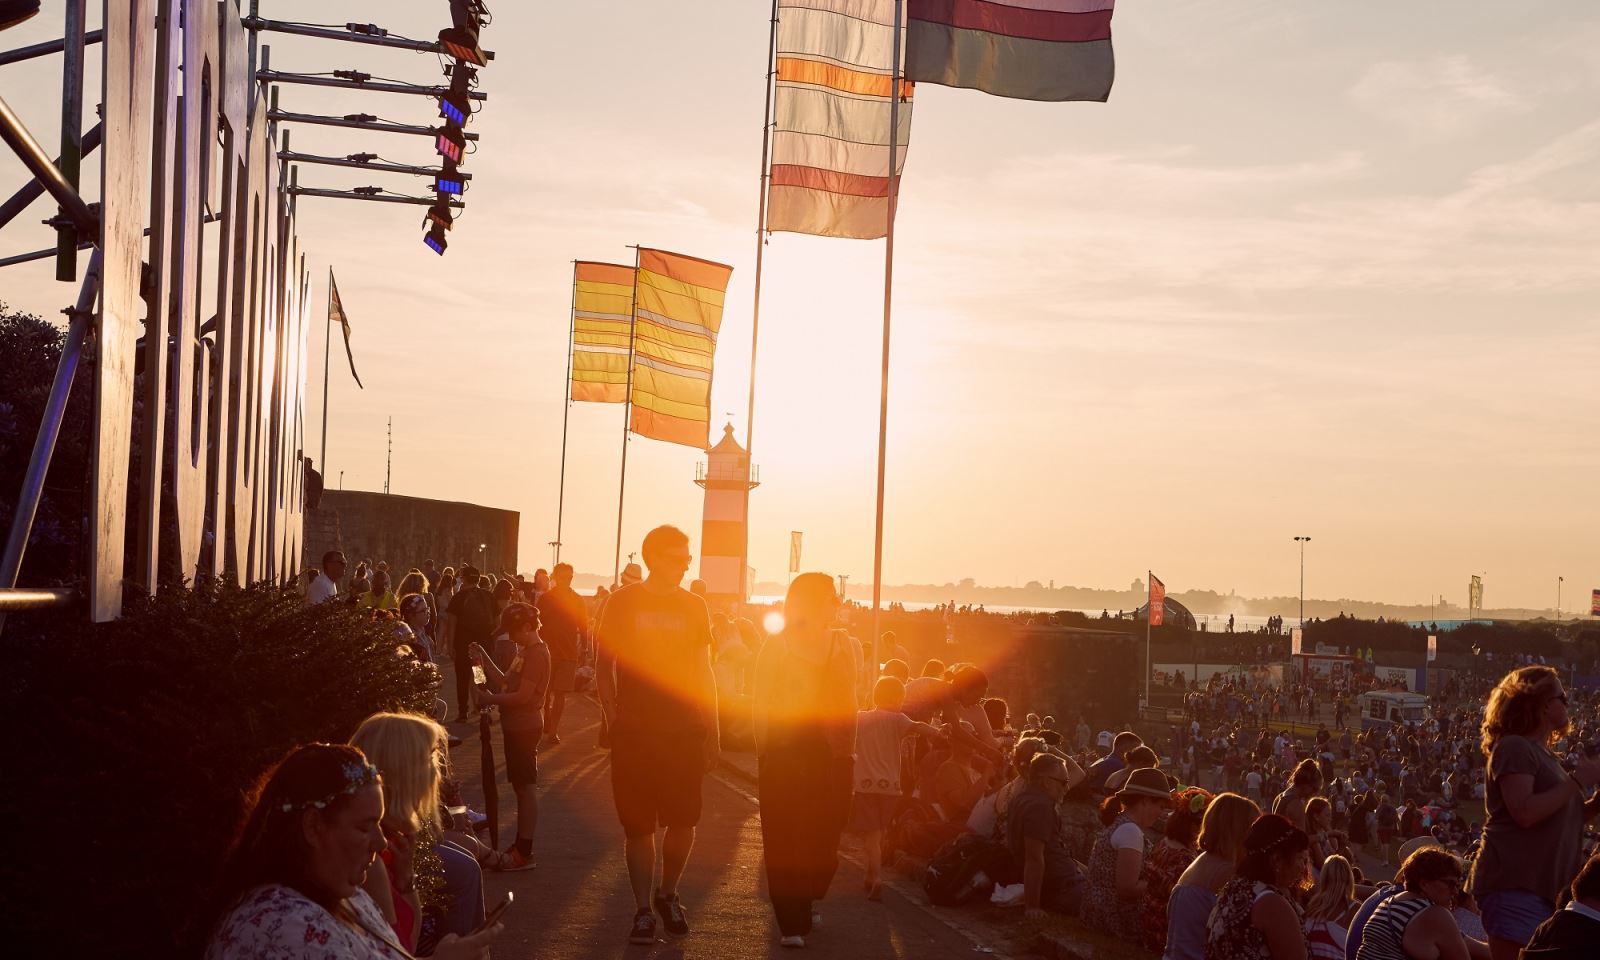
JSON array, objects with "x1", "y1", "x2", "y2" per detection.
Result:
[{"x1": 2, "y1": 2, "x2": 1597, "y2": 611}]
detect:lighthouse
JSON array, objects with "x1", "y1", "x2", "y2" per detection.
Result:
[{"x1": 695, "y1": 424, "x2": 759, "y2": 606}]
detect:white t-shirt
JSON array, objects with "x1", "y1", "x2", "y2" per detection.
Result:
[
  {"x1": 1110, "y1": 820, "x2": 1144, "y2": 852},
  {"x1": 854, "y1": 708, "x2": 913, "y2": 795},
  {"x1": 1246, "y1": 770, "x2": 1263, "y2": 793},
  {"x1": 307, "y1": 573, "x2": 338, "y2": 603}
]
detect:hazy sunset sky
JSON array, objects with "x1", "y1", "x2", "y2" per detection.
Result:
[{"x1": 3, "y1": 2, "x2": 1596, "y2": 610}]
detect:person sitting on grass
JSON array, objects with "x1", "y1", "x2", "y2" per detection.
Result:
[
  {"x1": 1303, "y1": 854, "x2": 1356, "y2": 959},
  {"x1": 205, "y1": 742, "x2": 500, "y2": 960},
  {"x1": 1164, "y1": 792, "x2": 1261, "y2": 960},
  {"x1": 469, "y1": 602, "x2": 549, "y2": 873},
  {"x1": 1141, "y1": 787, "x2": 1212, "y2": 955},
  {"x1": 1353, "y1": 846, "x2": 1487, "y2": 960},
  {"x1": 1205, "y1": 814, "x2": 1311, "y2": 960}
]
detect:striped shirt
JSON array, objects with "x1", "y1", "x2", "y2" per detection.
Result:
[{"x1": 1354, "y1": 895, "x2": 1430, "y2": 960}]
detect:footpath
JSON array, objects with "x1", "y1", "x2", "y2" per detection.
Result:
[{"x1": 451, "y1": 692, "x2": 1002, "y2": 960}]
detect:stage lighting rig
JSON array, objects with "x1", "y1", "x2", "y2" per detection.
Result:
[{"x1": 439, "y1": 0, "x2": 489, "y2": 66}]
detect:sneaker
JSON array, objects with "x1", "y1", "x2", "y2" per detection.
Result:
[
  {"x1": 628, "y1": 908, "x2": 657, "y2": 945},
  {"x1": 495, "y1": 847, "x2": 536, "y2": 872},
  {"x1": 780, "y1": 935, "x2": 805, "y2": 949},
  {"x1": 653, "y1": 891, "x2": 690, "y2": 936}
]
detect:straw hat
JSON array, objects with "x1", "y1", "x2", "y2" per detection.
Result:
[{"x1": 1117, "y1": 766, "x2": 1172, "y2": 801}]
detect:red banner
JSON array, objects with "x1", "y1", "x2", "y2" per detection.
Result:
[{"x1": 1149, "y1": 574, "x2": 1165, "y2": 627}]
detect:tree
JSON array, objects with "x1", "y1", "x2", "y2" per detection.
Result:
[{"x1": 0, "y1": 302, "x2": 92, "y2": 585}]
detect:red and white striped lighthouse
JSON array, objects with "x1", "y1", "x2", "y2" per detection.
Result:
[{"x1": 695, "y1": 424, "x2": 759, "y2": 606}]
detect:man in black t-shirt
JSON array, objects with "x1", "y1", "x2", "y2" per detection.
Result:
[
  {"x1": 598, "y1": 525, "x2": 719, "y2": 945},
  {"x1": 447, "y1": 564, "x2": 498, "y2": 722}
]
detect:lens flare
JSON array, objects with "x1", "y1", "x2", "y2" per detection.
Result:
[{"x1": 762, "y1": 611, "x2": 785, "y2": 635}]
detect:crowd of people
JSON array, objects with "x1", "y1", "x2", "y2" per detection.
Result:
[{"x1": 199, "y1": 534, "x2": 1600, "y2": 958}]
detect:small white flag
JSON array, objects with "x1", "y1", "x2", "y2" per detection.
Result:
[{"x1": 1427, "y1": 635, "x2": 1437, "y2": 662}]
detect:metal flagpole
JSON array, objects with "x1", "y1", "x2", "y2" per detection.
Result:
[
  {"x1": 1145, "y1": 569, "x2": 1152, "y2": 707},
  {"x1": 555, "y1": 260, "x2": 577, "y2": 564},
  {"x1": 870, "y1": 0, "x2": 904, "y2": 674},
  {"x1": 612, "y1": 246, "x2": 642, "y2": 587},
  {"x1": 320, "y1": 269, "x2": 331, "y2": 475},
  {"x1": 740, "y1": 0, "x2": 779, "y2": 608}
]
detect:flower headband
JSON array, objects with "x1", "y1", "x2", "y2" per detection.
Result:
[{"x1": 279, "y1": 759, "x2": 381, "y2": 814}]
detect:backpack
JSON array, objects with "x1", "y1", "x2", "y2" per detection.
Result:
[{"x1": 922, "y1": 833, "x2": 1012, "y2": 907}]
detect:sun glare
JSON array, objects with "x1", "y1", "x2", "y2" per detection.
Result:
[{"x1": 762, "y1": 611, "x2": 786, "y2": 635}]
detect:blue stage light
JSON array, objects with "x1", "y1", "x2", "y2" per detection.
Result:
[{"x1": 435, "y1": 177, "x2": 463, "y2": 195}]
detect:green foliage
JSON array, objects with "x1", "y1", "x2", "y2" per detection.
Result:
[
  {"x1": 0, "y1": 302, "x2": 93, "y2": 585},
  {"x1": 0, "y1": 581, "x2": 439, "y2": 958}
]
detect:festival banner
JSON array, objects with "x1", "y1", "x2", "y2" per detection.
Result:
[
  {"x1": 1591, "y1": 588, "x2": 1599, "y2": 617},
  {"x1": 905, "y1": 0, "x2": 1116, "y2": 102},
  {"x1": 1291, "y1": 628, "x2": 1303, "y2": 656},
  {"x1": 629, "y1": 248, "x2": 735, "y2": 448},
  {"x1": 1148, "y1": 572, "x2": 1165, "y2": 626},
  {"x1": 789, "y1": 531, "x2": 803, "y2": 575},
  {"x1": 570, "y1": 261, "x2": 636, "y2": 403},
  {"x1": 1469, "y1": 574, "x2": 1483, "y2": 612},
  {"x1": 1427, "y1": 635, "x2": 1437, "y2": 662},
  {"x1": 768, "y1": 0, "x2": 915, "y2": 239}
]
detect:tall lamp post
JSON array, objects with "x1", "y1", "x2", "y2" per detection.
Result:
[
  {"x1": 1294, "y1": 536, "x2": 1311, "y2": 627},
  {"x1": 1557, "y1": 575, "x2": 1563, "y2": 620}
]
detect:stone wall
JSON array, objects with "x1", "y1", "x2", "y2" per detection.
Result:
[{"x1": 303, "y1": 490, "x2": 519, "y2": 576}]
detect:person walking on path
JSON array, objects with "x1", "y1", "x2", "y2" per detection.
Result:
[
  {"x1": 471, "y1": 602, "x2": 549, "y2": 872},
  {"x1": 597, "y1": 526, "x2": 720, "y2": 945},
  {"x1": 752, "y1": 573, "x2": 860, "y2": 948},
  {"x1": 1467, "y1": 665, "x2": 1600, "y2": 960},
  {"x1": 445, "y1": 566, "x2": 497, "y2": 723},
  {"x1": 537, "y1": 562, "x2": 587, "y2": 745}
]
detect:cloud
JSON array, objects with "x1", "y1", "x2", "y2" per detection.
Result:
[{"x1": 1348, "y1": 55, "x2": 1528, "y2": 136}]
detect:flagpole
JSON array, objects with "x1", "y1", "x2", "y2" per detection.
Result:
[
  {"x1": 612, "y1": 246, "x2": 641, "y2": 587},
  {"x1": 319, "y1": 268, "x2": 331, "y2": 476},
  {"x1": 1145, "y1": 569, "x2": 1152, "y2": 707},
  {"x1": 740, "y1": 0, "x2": 779, "y2": 608},
  {"x1": 870, "y1": 0, "x2": 904, "y2": 675},
  {"x1": 555, "y1": 260, "x2": 577, "y2": 564}
]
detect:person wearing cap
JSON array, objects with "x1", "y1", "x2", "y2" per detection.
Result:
[
  {"x1": 1082, "y1": 766, "x2": 1172, "y2": 940},
  {"x1": 1085, "y1": 731, "x2": 1143, "y2": 794},
  {"x1": 1009, "y1": 753, "x2": 1087, "y2": 919}
]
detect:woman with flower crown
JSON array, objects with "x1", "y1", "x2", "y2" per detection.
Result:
[{"x1": 205, "y1": 743, "x2": 500, "y2": 960}]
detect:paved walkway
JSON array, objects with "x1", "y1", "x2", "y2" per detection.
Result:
[{"x1": 451, "y1": 693, "x2": 985, "y2": 960}]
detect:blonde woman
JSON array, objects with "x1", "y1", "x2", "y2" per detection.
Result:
[
  {"x1": 1303, "y1": 855, "x2": 1355, "y2": 959},
  {"x1": 1467, "y1": 666, "x2": 1600, "y2": 960},
  {"x1": 1164, "y1": 792, "x2": 1260, "y2": 960},
  {"x1": 350, "y1": 712, "x2": 486, "y2": 955}
]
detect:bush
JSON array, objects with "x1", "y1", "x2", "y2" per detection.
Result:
[{"x1": 0, "y1": 582, "x2": 439, "y2": 958}]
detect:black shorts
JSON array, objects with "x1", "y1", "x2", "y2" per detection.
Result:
[
  {"x1": 610, "y1": 728, "x2": 705, "y2": 836},
  {"x1": 503, "y1": 728, "x2": 540, "y2": 786}
]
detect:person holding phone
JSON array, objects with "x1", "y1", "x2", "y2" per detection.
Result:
[
  {"x1": 471, "y1": 602, "x2": 549, "y2": 873},
  {"x1": 205, "y1": 743, "x2": 500, "y2": 960}
]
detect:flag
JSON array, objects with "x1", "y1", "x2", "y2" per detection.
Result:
[
  {"x1": 1427, "y1": 635, "x2": 1437, "y2": 662},
  {"x1": 789, "y1": 531, "x2": 803, "y2": 574},
  {"x1": 1591, "y1": 588, "x2": 1599, "y2": 617},
  {"x1": 328, "y1": 271, "x2": 363, "y2": 389},
  {"x1": 768, "y1": 0, "x2": 915, "y2": 239},
  {"x1": 1469, "y1": 574, "x2": 1483, "y2": 612},
  {"x1": 629, "y1": 248, "x2": 734, "y2": 448},
  {"x1": 570, "y1": 261, "x2": 635, "y2": 403},
  {"x1": 1148, "y1": 573, "x2": 1164, "y2": 626},
  {"x1": 1291, "y1": 627, "x2": 1303, "y2": 656},
  {"x1": 905, "y1": 0, "x2": 1116, "y2": 102}
]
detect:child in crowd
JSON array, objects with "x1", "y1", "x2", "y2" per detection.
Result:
[{"x1": 848, "y1": 676, "x2": 942, "y2": 900}]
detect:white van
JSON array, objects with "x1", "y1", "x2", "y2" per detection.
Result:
[{"x1": 1358, "y1": 690, "x2": 1428, "y2": 731}]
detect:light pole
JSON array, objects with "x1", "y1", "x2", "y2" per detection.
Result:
[
  {"x1": 1557, "y1": 576, "x2": 1563, "y2": 619},
  {"x1": 1294, "y1": 536, "x2": 1311, "y2": 627}
]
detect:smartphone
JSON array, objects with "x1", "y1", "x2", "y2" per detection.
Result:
[
  {"x1": 477, "y1": 891, "x2": 513, "y2": 931},
  {"x1": 471, "y1": 664, "x2": 487, "y2": 686}
]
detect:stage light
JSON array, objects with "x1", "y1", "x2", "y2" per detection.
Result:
[
  {"x1": 438, "y1": 0, "x2": 487, "y2": 66},
  {"x1": 424, "y1": 224, "x2": 448, "y2": 254},
  {"x1": 439, "y1": 94, "x2": 467, "y2": 127},
  {"x1": 426, "y1": 197, "x2": 455, "y2": 231},
  {"x1": 435, "y1": 127, "x2": 464, "y2": 162},
  {"x1": 435, "y1": 176, "x2": 463, "y2": 195}
]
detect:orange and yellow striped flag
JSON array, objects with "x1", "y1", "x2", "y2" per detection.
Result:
[
  {"x1": 629, "y1": 248, "x2": 734, "y2": 449},
  {"x1": 570, "y1": 261, "x2": 635, "y2": 403}
]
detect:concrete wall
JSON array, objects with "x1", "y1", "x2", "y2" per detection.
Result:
[{"x1": 303, "y1": 490, "x2": 519, "y2": 577}]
